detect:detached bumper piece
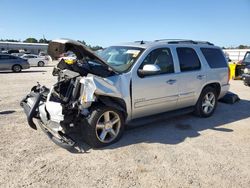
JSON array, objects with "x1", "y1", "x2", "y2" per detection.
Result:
[
  {"x1": 38, "y1": 121, "x2": 76, "y2": 151},
  {"x1": 20, "y1": 86, "x2": 77, "y2": 151},
  {"x1": 219, "y1": 92, "x2": 240, "y2": 104},
  {"x1": 20, "y1": 92, "x2": 41, "y2": 130}
]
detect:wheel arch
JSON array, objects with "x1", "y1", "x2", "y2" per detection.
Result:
[
  {"x1": 201, "y1": 82, "x2": 221, "y2": 97},
  {"x1": 12, "y1": 64, "x2": 23, "y2": 69},
  {"x1": 96, "y1": 95, "x2": 128, "y2": 119}
]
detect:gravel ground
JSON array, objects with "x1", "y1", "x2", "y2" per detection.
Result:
[{"x1": 0, "y1": 65, "x2": 250, "y2": 188}]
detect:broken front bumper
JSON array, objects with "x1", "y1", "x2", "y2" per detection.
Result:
[
  {"x1": 20, "y1": 86, "x2": 76, "y2": 149},
  {"x1": 20, "y1": 91, "x2": 42, "y2": 130}
]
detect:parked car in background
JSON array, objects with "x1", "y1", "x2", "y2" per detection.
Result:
[
  {"x1": 11, "y1": 53, "x2": 25, "y2": 57},
  {"x1": 0, "y1": 54, "x2": 30, "y2": 72},
  {"x1": 242, "y1": 52, "x2": 250, "y2": 86},
  {"x1": 21, "y1": 54, "x2": 49, "y2": 67},
  {"x1": 1, "y1": 50, "x2": 8, "y2": 54},
  {"x1": 242, "y1": 51, "x2": 250, "y2": 65},
  {"x1": 229, "y1": 51, "x2": 250, "y2": 80},
  {"x1": 7, "y1": 49, "x2": 19, "y2": 54},
  {"x1": 58, "y1": 51, "x2": 77, "y2": 61}
]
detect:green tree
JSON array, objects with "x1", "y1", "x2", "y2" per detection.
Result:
[
  {"x1": 91, "y1": 45, "x2": 103, "y2": 51},
  {"x1": 238, "y1": 45, "x2": 250, "y2": 49},
  {"x1": 77, "y1": 40, "x2": 87, "y2": 46},
  {"x1": 0, "y1": 39, "x2": 20, "y2": 42},
  {"x1": 39, "y1": 38, "x2": 49, "y2": 43},
  {"x1": 23, "y1": 38, "x2": 38, "y2": 43}
]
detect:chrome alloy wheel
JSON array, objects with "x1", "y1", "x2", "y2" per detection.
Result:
[
  {"x1": 95, "y1": 111, "x2": 121, "y2": 143},
  {"x1": 202, "y1": 92, "x2": 216, "y2": 114}
]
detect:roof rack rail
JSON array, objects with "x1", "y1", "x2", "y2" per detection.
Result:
[{"x1": 154, "y1": 39, "x2": 214, "y2": 46}]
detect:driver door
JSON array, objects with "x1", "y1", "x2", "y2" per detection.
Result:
[{"x1": 131, "y1": 48, "x2": 179, "y2": 119}]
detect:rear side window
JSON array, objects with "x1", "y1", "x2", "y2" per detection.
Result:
[
  {"x1": 201, "y1": 48, "x2": 227, "y2": 68},
  {"x1": 177, "y1": 48, "x2": 201, "y2": 72}
]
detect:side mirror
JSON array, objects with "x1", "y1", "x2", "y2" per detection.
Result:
[{"x1": 138, "y1": 64, "x2": 161, "y2": 77}]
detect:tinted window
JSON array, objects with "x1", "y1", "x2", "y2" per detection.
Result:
[
  {"x1": 201, "y1": 48, "x2": 228, "y2": 68},
  {"x1": 177, "y1": 48, "x2": 201, "y2": 72},
  {"x1": 140, "y1": 48, "x2": 174, "y2": 74},
  {"x1": 0, "y1": 55, "x2": 17, "y2": 60}
]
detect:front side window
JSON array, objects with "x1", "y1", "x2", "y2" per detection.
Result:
[
  {"x1": 201, "y1": 48, "x2": 228, "y2": 68},
  {"x1": 177, "y1": 48, "x2": 201, "y2": 72},
  {"x1": 140, "y1": 48, "x2": 174, "y2": 74},
  {"x1": 98, "y1": 46, "x2": 144, "y2": 73}
]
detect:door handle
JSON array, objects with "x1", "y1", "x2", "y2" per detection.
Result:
[
  {"x1": 166, "y1": 79, "x2": 177, "y2": 85},
  {"x1": 197, "y1": 75, "x2": 205, "y2": 80}
]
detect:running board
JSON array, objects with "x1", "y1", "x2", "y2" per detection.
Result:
[{"x1": 127, "y1": 107, "x2": 194, "y2": 128}]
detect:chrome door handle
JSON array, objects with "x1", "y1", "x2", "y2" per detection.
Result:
[
  {"x1": 166, "y1": 79, "x2": 177, "y2": 85},
  {"x1": 197, "y1": 75, "x2": 205, "y2": 80}
]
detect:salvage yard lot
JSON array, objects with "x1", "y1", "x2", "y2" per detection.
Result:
[{"x1": 0, "y1": 66, "x2": 250, "y2": 188}]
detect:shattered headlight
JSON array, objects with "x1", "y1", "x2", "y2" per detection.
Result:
[{"x1": 80, "y1": 77, "x2": 96, "y2": 108}]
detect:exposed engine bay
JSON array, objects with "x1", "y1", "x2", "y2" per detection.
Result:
[{"x1": 20, "y1": 39, "x2": 129, "y2": 149}]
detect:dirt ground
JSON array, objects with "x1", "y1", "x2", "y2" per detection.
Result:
[{"x1": 0, "y1": 65, "x2": 250, "y2": 188}]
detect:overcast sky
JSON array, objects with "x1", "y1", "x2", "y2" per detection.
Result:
[{"x1": 0, "y1": 0, "x2": 249, "y2": 47}]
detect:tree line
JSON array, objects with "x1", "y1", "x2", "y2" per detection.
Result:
[{"x1": 0, "y1": 38, "x2": 103, "y2": 51}]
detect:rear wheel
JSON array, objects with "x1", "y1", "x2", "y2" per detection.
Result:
[
  {"x1": 194, "y1": 86, "x2": 218, "y2": 117},
  {"x1": 81, "y1": 106, "x2": 125, "y2": 148},
  {"x1": 12, "y1": 65, "x2": 22, "y2": 72},
  {"x1": 38, "y1": 61, "x2": 45, "y2": 67}
]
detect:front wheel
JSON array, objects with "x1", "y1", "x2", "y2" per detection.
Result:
[
  {"x1": 194, "y1": 86, "x2": 218, "y2": 118},
  {"x1": 81, "y1": 106, "x2": 125, "y2": 148},
  {"x1": 38, "y1": 61, "x2": 45, "y2": 67}
]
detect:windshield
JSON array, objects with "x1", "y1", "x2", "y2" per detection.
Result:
[
  {"x1": 98, "y1": 46, "x2": 144, "y2": 72},
  {"x1": 244, "y1": 52, "x2": 250, "y2": 64}
]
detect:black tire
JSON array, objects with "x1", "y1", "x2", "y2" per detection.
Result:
[
  {"x1": 12, "y1": 64, "x2": 22, "y2": 72},
  {"x1": 38, "y1": 61, "x2": 45, "y2": 67},
  {"x1": 194, "y1": 86, "x2": 218, "y2": 118},
  {"x1": 81, "y1": 105, "x2": 125, "y2": 148}
]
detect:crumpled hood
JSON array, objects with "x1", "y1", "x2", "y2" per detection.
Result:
[{"x1": 48, "y1": 39, "x2": 115, "y2": 72}]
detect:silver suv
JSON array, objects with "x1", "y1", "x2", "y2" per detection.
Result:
[{"x1": 20, "y1": 39, "x2": 230, "y2": 148}]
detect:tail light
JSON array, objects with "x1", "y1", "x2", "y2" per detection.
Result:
[{"x1": 227, "y1": 66, "x2": 230, "y2": 83}]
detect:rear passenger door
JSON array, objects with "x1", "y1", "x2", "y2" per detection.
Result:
[{"x1": 175, "y1": 47, "x2": 206, "y2": 108}]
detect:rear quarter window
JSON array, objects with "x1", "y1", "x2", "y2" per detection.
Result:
[{"x1": 201, "y1": 48, "x2": 228, "y2": 68}]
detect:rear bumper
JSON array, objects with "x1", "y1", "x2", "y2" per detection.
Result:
[
  {"x1": 219, "y1": 84, "x2": 230, "y2": 99},
  {"x1": 22, "y1": 62, "x2": 30, "y2": 69}
]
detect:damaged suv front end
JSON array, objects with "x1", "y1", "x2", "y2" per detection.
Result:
[{"x1": 20, "y1": 39, "x2": 143, "y2": 148}]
